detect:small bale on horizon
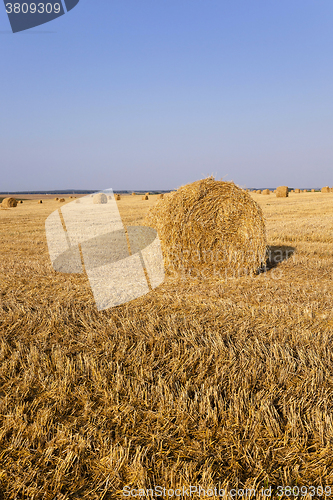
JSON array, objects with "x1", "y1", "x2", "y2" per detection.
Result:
[
  {"x1": 311, "y1": 189, "x2": 315, "y2": 192},
  {"x1": 115, "y1": 194, "x2": 121, "y2": 201},
  {"x1": 2, "y1": 197, "x2": 18, "y2": 208},
  {"x1": 58, "y1": 198, "x2": 65, "y2": 203},
  {"x1": 276, "y1": 186, "x2": 288, "y2": 198},
  {"x1": 262, "y1": 189, "x2": 270, "y2": 195},
  {"x1": 38, "y1": 200, "x2": 43, "y2": 204},
  {"x1": 93, "y1": 193, "x2": 107, "y2": 204},
  {"x1": 295, "y1": 189, "x2": 300, "y2": 193}
]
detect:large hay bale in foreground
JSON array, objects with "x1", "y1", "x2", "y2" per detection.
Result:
[
  {"x1": 93, "y1": 193, "x2": 107, "y2": 204},
  {"x1": 321, "y1": 186, "x2": 330, "y2": 193},
  {"x1": 276, "y1": 186, "x2": 288, "y2": 198},
  {"x1": 2, "y1": 197, "x2": 17, "y2": 208},
  {"x1": 144, "y1": 177, "x2": 266, "y2": 278},
  {"x1": 262, "y1": 189, "x2": 270, "y2": 195}
]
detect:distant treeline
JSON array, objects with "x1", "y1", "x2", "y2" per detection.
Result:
[{"x1": 0, "y1": 190, "x2": 171, "y2": 195}]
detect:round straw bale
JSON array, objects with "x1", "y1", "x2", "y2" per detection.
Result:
[
  {"x1": 2, "y1": 197, "x2": 18, "y2": 208},
  {"x1": 19, "y1": 200, "x2": 23, "y2": 203},
  {"x1": 262, "y1": 189, "x2": 270, "y2": 195},
  {"x1": 93, "y1": 193, "x2": 107, "y2": 204},
  {"x1": 54, "y1": 197, "x2": 59, "y2": 201},
  {"x1": 58, "y1": 198, "x2": 65, "y2": 203},
  {"x1": 157, "y1": 193, "x2": 164, "y2": 199},
  {"x1": 276, "y1": 186, "x2": 288, "y2": 198},
  {"x1": 131, "y1": 192, "x2": 136, "y2": 196},
  {"x1": 256, "y1": 190, "x2": 262, "y2": 194},
  {"x1": 142, "y1": 195, "x2": 149, "y2": 200},
  {"x1": 144, "y1": 177, "x2": 266, "y2": 278},
  {"x1": 321, "y1": 186, "x2": 330, "y2": 193},
  {"x1": 311, "y1": 189, "x2": 315, "y2": 192},
  {"x1": 115, "y1": 194, "x2": 121, "y2": 201},
  {"x1": 294, "y1": 189, "x2": 300, "y2": 193},
  {"x1": 38, "y1": 200, "x2": 43, "y2": 204},
  {"x1": 145, "y1": 192, "x2": 150, "y2": 196}
]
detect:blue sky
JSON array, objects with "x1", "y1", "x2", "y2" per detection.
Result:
[{"x1": 1, "y1": 0, "x2": 333, "y2": 191}]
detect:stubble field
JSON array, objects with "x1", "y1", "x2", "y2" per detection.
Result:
[{"x1": 0, "y1": 191, "x2": 333, "y2": 499}]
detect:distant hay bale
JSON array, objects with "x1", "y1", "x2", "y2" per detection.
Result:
[
  {"x1": 157, "y1": 193, "x2": 164, "y2": 199},
  {"x1": 144, "y1": 177, "x2": 266, "y2": 278},
  {"x1": 295, "y1": 189, "x2": 300, "y2": 193},
  {"x1": 276, "y1": 186, "x2": 288, "y2": 198},
  {"x1": 311, "y1": 189, "x2": 315, "y2": 192},
  {"x1": 142, "y1": 195, "x2": 149, "y2": 200},
  {"x1": 2, "y1": 197, "x2": 17, "y2": 208},
  {"x1": 115, "y1": 194, "x2": 121, "y2": 201},
  {"x1": 38, "y1": 200, "x2": 43, "y2": 204},
  {"x1": 131, "y1": 192, "x2": 136, "y2": 196},
  {"x1": 93, "y1": 193, "x2": 107, "y2": 204},
  {"x1": 55, "y1": 197, "x2": 59, "y2": 201},
  {"x1": 262, "y1": 189, "x2": 270, "y2": 195},
  {"x1": 145, "y1": 192, "x2": 150, "y2": 196},
  {"x1": 256, "y1": 190, "x2": 262, "y2": 194},
  {"x1": 19, "y1": 200, "x2": 23, "y2": 204},
  {"x1": 58, "y1": 198, "x2": 65, "y2": 203},
  {"x1": 321, "y1": 186, "x2": 330, "y2": 193}
]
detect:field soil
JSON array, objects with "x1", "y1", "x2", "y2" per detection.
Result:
[{"x1": 0, "y1": 192, "x2": 333, "y2": 499}]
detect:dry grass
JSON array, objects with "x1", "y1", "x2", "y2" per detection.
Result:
[{"x1": 0, "y1": 191, "x2": 333, "y2": 498}]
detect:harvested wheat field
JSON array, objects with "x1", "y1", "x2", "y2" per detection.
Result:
[{"x1": 1, "y1": 186, "x2": 333, "y2": 498}]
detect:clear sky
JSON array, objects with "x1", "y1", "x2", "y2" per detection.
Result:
[{"x1": 1, "y1": 0, "x2": 333, "y2": 191}]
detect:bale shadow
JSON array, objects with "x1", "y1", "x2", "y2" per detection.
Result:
[{"x1": 259, "y1": 245, "x2": 296, "y2": 273}]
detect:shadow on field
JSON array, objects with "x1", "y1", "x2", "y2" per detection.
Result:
[{"x1": 262, "y1": 245, "x2": 296, "y2": 272}]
